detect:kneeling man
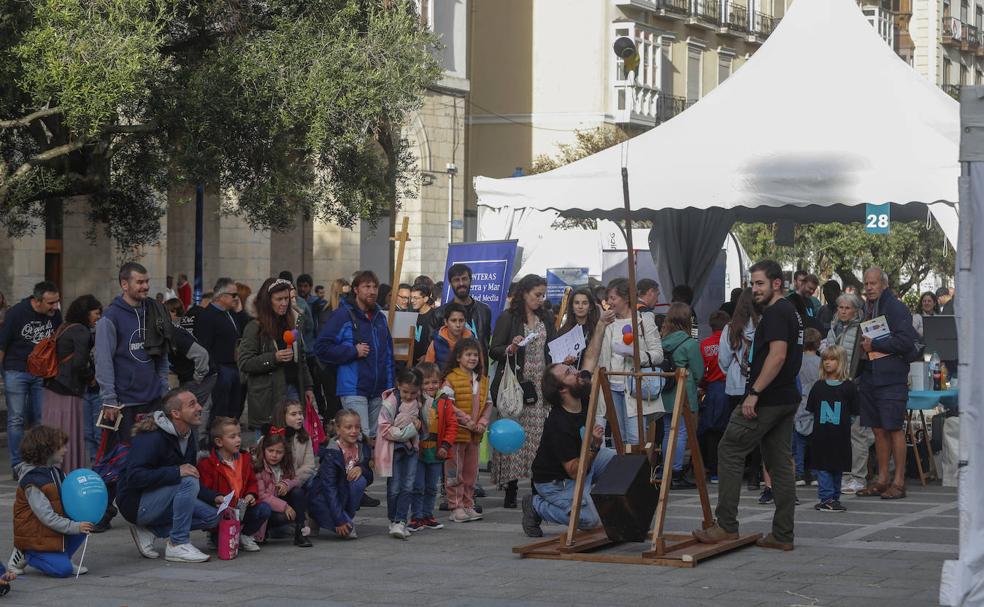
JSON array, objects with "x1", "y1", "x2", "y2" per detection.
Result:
[{"x1": 522, "y1": 308, "x2": 615, "y2": 537}]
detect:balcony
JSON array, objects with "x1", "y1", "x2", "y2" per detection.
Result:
[
  {"x1": 942, "y1": 16, "x2": 963, "y2": 46},
  {"x1": 720, "y1": 3, "x2": 749, "y2": 35},
  {"x1": 943, "y1": 84, "x2": 961, "y2": 100},
  {"x1": 749, "y1": 11, "x2": 779, "y2": 39},
  {"x1": 964, "y1": 24, "x2": 979, "y2": 51},
  {"x1": 655, "y1": 0, "x2": 690, "y2": 19},
  {"x1": 688, "y1": 0, "x2": 721, "y2": 29},
  {"x1": 613, "y1": 81, "x2": 687, "y2": 126}
]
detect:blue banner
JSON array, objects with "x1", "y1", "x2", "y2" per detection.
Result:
[
  {"x1": 865, "y1": 203, "x2": 891, "y2": 234},
  {"x1": 442, "y1": 240, "x2": 518, "y2": 332},
  {"x1": 546, "y1": 268, "x2": 590, "y2": 305}
]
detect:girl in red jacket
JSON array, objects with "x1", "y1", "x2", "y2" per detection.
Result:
[
  {"x1": 407, "y1": 362, "x2": 458, "y2": 532},
  {"x1": 196, "y1": 417, "x2": 269, "y2": 553},
  {"x1": 253, "y1": 426, "x2": 312, "y2": 547}
]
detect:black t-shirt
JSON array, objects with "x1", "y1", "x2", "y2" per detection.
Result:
[
  {"x1": 806, "y1": 380, "x2": 859, "y2": 472},
  {"x1": 749, "y1": 297, "x2": 804, "y2": 407},
  {"x1": 531, "y1": 403, "x2": 588, "y2": 484},
  {"x1": 275, "y1": 335, "x2": 299, "y2": 388},
  {"x1": 0, "y1": 298, "x2": 62, "y2": 372}
]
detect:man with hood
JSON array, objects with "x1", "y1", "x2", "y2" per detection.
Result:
[{"x1": 119, "y1": 389, "x2": 219, "y2": 563}]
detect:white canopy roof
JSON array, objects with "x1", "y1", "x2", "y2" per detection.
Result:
[{"x1": 474, "y1": 0, "x2": 959, "y2": 233}]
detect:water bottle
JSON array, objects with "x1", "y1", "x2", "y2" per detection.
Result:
[{"x1": 929, "y1": 352, "x2": 941, "y2": 391}]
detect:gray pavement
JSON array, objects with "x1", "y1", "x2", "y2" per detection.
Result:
[{"x1": 0, "y1": 470, "x2": 952, "y2": 607}]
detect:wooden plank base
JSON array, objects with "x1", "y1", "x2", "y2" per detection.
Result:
[{"x1": 513, "y1": 530, "x2": 762, "y2": 568}]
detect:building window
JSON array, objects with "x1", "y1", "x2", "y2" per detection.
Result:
[
  {"x1": 661, "y1": 40, "x2": 674, "y2": 95},
  {"x1": 687, "y1": 47, "x2": 702, "y2": 103},
  {"x1": 977, "y1": 69, "x2": 983, "y2": 85},
  {"x1": 718, "y1": 56, "x2": 732, "y2": 84},
  {"x1": 961, "y1": 0, "x2": 969, "y2": 22},
  {"x1": 977, "y1": 6, "x2": 983, "y2": 28},
  {"x1": 961, "y1": 64, "x2": 969, "y2": 85},
  {"x1": 944, "y1": 58, "x2": 952, "y2": 85}
]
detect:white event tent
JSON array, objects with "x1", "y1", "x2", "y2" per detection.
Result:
[{"x1": 475, "y1": 0, "x2": 980, "y2": 603}]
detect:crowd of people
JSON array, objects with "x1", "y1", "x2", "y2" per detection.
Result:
[{"x1": 0, "y1": 257, "x2": 935, "y2": 576}]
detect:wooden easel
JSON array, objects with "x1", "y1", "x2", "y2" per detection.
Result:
[
  {"x1": 388, "y1": 216, "x2": 416, "y2": 366},
  {"x1": 513, "y1": 366, "x2": 761, "y2": 566}
]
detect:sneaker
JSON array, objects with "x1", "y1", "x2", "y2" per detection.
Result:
[
  {"x1": 450, "y1": 508, "x2": 471, "y2": 523},
  {"x1": 388, "y1": 522, "x2": 409, "y2": 540},
  {"x1": 406, "y1": 519, "x2": 425, "y2": 532},
  {"x1": 756, "y1": 533, "x2": 794, "y2": 551},
  {"x1": 7, "y1": 549, "x2": 25, "y2": 575},
  {"x1": 692, "y1": 524, "x2": 739, "y2": 545},
  {"x1": 129, "y1": 525, "x2": 160, "y2": 559},
  {"x1": 72, "y1": 563, "x2": 88, "y2": 576},
  {"x1": 473, "y1": 504, "x2": 483, "y2": 514},
  {"x1": 239, "y1": 535, "x2": 261, "y2": 552},
  {"x1": 465, "y1": 507, "x2": 483, "y2": 521},
  {"x1": 164, "y1": 542, "x2": 210, "y2": 563},
  {"x1": 709, "y1": 475, "x2": 719, "y2": 484},
  {"x1": 521, "y1": 494, "x2": 543, "y2": 538},
  {"x1": 671, "y1": 471, "x2": 697, "y2": 490},
  {"x1": 795, "y1": 474, "x2": 806, "y2": 486},
  {"x1": 422, "y1": 517, "x2": 444, "y2": 530},
  {"x1": 344, "y1": 528, "x2": 358, "y2": 539},
  {"x1": 758, "y1": 487, "x2": 774, "y2": 504},
  {"x1": 795, "y1": 495, "x2": 801, "y2": 506},
  {"x1": 841, "y1": 479, "x2": 865, "y2": 495},
  {"x1": 360, "y1": 494, "x2": 380, "y2": 508},
  {"x1": 817, "y1": 500, "x2": 847, "y2": 513},
  {"x1": 438, "y1": 500, "x2": 450, "y2": 512}
]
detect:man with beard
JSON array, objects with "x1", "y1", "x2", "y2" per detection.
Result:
[
  {"x1": 521, "y1": 305, "x2": 615, "y2": 537},
  {"x1": 435, "y1": 264, "x2": 492, "y2": 366},
  {"x1": 315, "y1": 270, "x2": 394, "y2": 445},
  {"x1": 693, "y1": 259, "x2": 803, "y2": 551}
]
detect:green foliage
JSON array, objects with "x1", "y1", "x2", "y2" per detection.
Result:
[
  {"x1": 733, "y1": 220, "x2": 954, "y2": 297},
  {"x1": 0, "y1": 0, "x2": 441, "y2": 250}
]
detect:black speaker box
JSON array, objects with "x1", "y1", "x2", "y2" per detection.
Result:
[{"x1": 590, "y1": 453, "x2": 658, "y2": 542}]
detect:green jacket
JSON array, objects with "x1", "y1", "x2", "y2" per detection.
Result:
[
  {"x1": 238, "y1": 319, "x2": 312, "y2": 428},
  {"x1": 660, "y1": 330, "x2": 704, "y2": 412}
]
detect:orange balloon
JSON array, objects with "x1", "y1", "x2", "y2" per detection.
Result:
[{"x1": 622, "y1": 333, "x2": 634, "y2": 345}]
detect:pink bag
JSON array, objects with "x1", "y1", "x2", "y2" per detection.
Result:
[
  {"x1": 217, "y1": 509, "x2": 240, "y2": 561},
  {"x1": 305, "y1": 394, "x2": 327, "y2": 448}
]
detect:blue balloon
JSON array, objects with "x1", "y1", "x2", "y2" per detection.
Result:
[
  {"x1": 488, "y1": 419, "x2": 526, "y2": 454},
  {"x1": 61, "y1": 469, "x2": 108, "y2": 524}
]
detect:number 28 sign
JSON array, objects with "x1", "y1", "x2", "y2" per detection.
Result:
[{"x1": 865, "y1": 203, "x2": 890, "y2": 234}]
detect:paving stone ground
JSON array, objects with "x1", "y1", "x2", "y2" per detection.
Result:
[{"x1": 0, "y1": 465, "x2": 953, "y2": 607}]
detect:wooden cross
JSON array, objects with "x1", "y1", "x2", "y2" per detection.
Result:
[{"x1": 388, "y1": 215, "x2": 411, "y2": 327}]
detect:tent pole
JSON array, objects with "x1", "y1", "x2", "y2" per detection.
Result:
[{"x1": 621, "y1": 167, "x2": 646, "y2": 450}]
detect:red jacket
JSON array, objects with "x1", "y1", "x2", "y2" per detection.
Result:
[
  {"x1": 197, "y1": 449, "x2": 259, "y2": 507},
  {"x1": 700, "y1": 330, "x2": 726, "y2": 386}
]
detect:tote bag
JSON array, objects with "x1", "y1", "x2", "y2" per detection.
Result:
[{"x1": 496, "y1": 353, "x2": 524, "y2": 419}]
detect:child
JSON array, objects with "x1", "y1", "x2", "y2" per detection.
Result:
[
  {"x1": 407, "y1": 362, "x2": 458, "y2": 532},
  {"x1": 698, "y1": 310, "x2": 730, "y2": 482},
  {"x1": 271, "y1": 399, "x2": 319, "y2": 486},
  {"x1": 253, "y1": 426, "x2": 312, "y2": 547},
  {"x1": 8, "y1": 426, "x2": 92, "y2": 577},
  {"x1": 424, "y1": 303, "x2": 474, "y2": 369},
  {"x1": 443, "y1": 338, "x2": 492, "y2": 524},
  {"x1": 806, "y1": 345, "x2": 859, "y2": 513},
  {"x1": 375, "y1": 368, "x2": 423, "y2": 540},
  {"x1": 309, "y1": 410, "x2": 374, "y2": 539},
  {"x1": 197, "y1": 417, "x2": 270, "y2": 553},
  {"x1": 794, "y1": 328, "x2": 823, "y2": 486}
]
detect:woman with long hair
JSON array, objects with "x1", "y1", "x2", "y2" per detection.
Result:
[
  {"x1": 659, "y1": 302, "x2": 704, "y2": 489},
  {"x1": 489, "y1": 274, "x2": 556, "y2": 508},
  {"x1": 327, "y1": 279, "x2": 351, "y2": 312},
  {"x1": 41, "y1": 294, "x2": 102, "y2": 472},
  {"x1": 557, "y1": 288, "x2": 600, "y2": 369},
  {"x1": 911, "y1": 291, "x2": 938, "y2": 337},
  {"x1": 238, "y1": 278, "x2": 314, "y2": 428}
]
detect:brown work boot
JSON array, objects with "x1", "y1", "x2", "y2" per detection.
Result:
[
  {"x1": 692, "y1": 524, "x2": 739, "y2": 544},
  {"x1": 756, "y1": 533, "x2": 794, "y2": 551}
]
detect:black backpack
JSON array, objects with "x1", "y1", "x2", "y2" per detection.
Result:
[{"x1": 659, "y1": 342, "x2": 679, "y2": 397}]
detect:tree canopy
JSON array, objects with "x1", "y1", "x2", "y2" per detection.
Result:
[{"x1": 0, "y1": 0, "x2": 441, "y2": 250}]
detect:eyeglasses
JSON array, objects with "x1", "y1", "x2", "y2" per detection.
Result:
[{"x1": 224, "y1": 291, "x2": 239, "y2": 298}]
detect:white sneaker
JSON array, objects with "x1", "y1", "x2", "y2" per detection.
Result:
[
  {"x1": 388, "y1": 522, "x2": 408, "y2": 540},
  {"x1": 465, "y1": 507, "x2": 483, "y2": 521},
  {"x1": 129, "y1": 525, "x2": 160, "y2": 559},
  {"x1": 450, "y1": 508, "x2": 470, "y2": 523},
  {"x1": 345, "y1": 528, "x2": 358, "y2": 539},
  {"x1": 239, "y1": 535, "x2": 261, "y2": 552},
  {"x1": 72, "y1": 563, "x2": 88, "y2": 576},
  {"x1": 7, "y1": 549, "x2": 25, "y2": 575},
  {"x1": 842, "y1": 479, "x2": 865, "y2": 495},
  {"x1": 164, "y1": 542, "x2": 210, "y2": 563}
]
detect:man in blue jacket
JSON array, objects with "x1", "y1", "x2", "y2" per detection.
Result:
[
  {"x1": 856, "y1": 267, "x2": 915, "y2": 500},
  {"x1": 119, "y1": 389, "x2": 219, "y2": 563},
  {"x1": 315, "y1": 270, "x2": 394, "y2": 445}
]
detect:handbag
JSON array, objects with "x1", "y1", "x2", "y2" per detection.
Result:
[
  {"x1": 92, "y1": 429, "x2": 129, "y2": 485},
  {"x1": 627, "y1": 324, "x2": 672, "y2": 400},
  {"x1": 304, "y1": 393, "x2": 327, "y2": 448},
  {"x1": 217, "y1": 509, "x2": 241, "y2": 561},
  {"x1": 496, "y1": 353, "x2": 524, "y2": 419}
]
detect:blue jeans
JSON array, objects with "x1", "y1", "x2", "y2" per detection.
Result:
[
  {"x1": 340, "y1": 395, "x2": 382, "y2": 439},
  {"x1": 386, "y1": 448, "x2": 417, "y2": 523},
  {"x1": 533, "y1": 447, "x2": 615, "y2": 529},
  {"x1": 82, "y1": 391, "x2": 102, "y2": 463},
  {"x1": 212, "y1": 363, "x2": 243, "y2": 420},
  {"x1": 791, "y1": 430, "x2": 809, "y2": 477},
  {"x1": 661, "y1": 414, "x2": 688, "y2": 472},
  {"x1": 136, "y1": 477, "x2": 219, "y2": 545},
  {"x1": 815, "y1": 470, "x2": 843, "y2": 502},
  {"x1": 411, "y1": 460, "x2": 443, "y2": 519},
  {"x1": 4, "y1": 370, "x2": 45, "y2": 468},
  {"x1": 25, "y1": 534, "x2": 86, "y2": 578}
]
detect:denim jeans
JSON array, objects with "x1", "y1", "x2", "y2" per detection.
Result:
[
  {"x1": 412, "y1": 460, "x2": 443, "y2": 519},
  {"x1": 25, "y1": 533, "x2": 86, "y2": 578},
  {"x1": 533, "y1": 447, "x2": 615, "y2": 529},
  {"x1": 661, "y1": 414, "x2": 688, "y2": 472},
  {"x1": 212, "y1": 363, "x2": 243, "y2": 420},
  {"x1": 82, "y1": 390, "x2": 102, "y2": 463},
  {"x1": 815, "y1": 470, "x2": 843, "y2": 502},
  {"x1": 386, "y1": 448, "x2": 417, "y2": 523},
  {"x1": 136, "y1": 477, "x2": 219, "y2": 545},
  {"x1": 340, "y1": 395, "x2": 382, "y2": 439},
  {"x1": 791, "y1": 430, "x2": 810, "y2": 477},
  {"x1": 4, "y1": 370, "x2": 45, "y2": 468}
]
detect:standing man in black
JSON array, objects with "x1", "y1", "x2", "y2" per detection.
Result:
[
  {"x1": 194, "y1": 278, "x2": 242, "y2": 422},
  {"x1": 694, "y1": 259, "x2": 803, "y2": 551},
  {"x1": 436, "y1": 264, "x2": 492, "y2": 364}
]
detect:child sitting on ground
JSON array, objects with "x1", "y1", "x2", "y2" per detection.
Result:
[
  {"x1": 254, "y1": 426, "x2": 312, "y2": 547},
  {"x1": 807, "y1": 345, "x2": 859, "y2": 513},
  {"x1": 309, "y1": 410, "x2": 374, "y2": 539},
  {"x1": 8, "y1": 426, "x2": 92, "y2": 577},
  {"x1": 197, "y1": 417, "x2": 270, "y2": 553},
  {"x1": 407, "y1": 362, "x2": 457, "y2": 532},
  {"x1": 376, "y1": 368, "x2": 423, "y2": 540},
  {"x1": 271, "y1": 399, "x2": 319, "y2": 486},
  {"x1": 442, "y1": 338, "x2": 492, "y2": 524}
]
